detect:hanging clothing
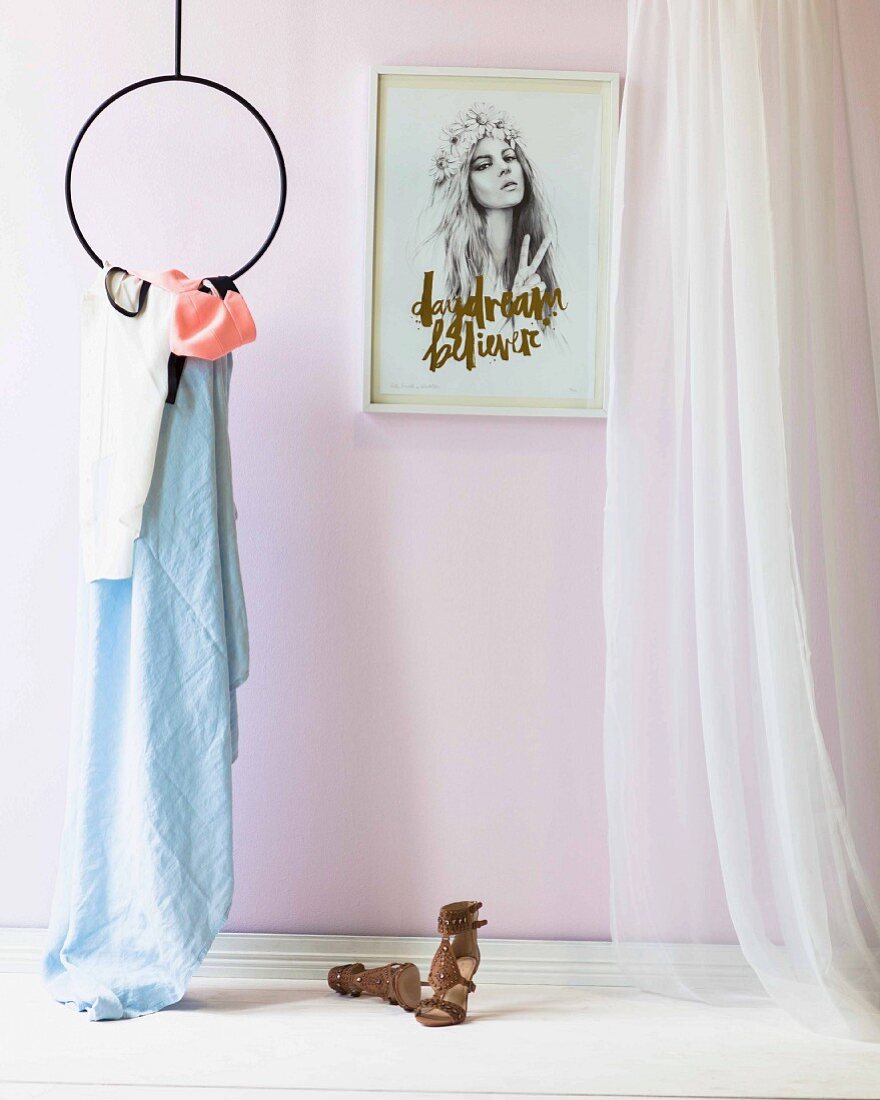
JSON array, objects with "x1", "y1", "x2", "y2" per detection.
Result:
[
  {"x1": 135, "y1": 267, "x2": 256, "y2": 361},
  {"x1": 80, "y1": 265, "x2": 255, "y2": 582},
  {"x1": 80, "y1": 267, "x2": 174, "y2": 581},
  {"x1": 42, "y1": 272, "x2": 250, "y2": 1020}
]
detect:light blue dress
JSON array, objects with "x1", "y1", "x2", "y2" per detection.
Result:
[{"x1": 42, "y1": 354, "x2": 249, "y2": 1020}]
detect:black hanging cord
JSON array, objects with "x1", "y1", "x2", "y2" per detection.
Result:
[
  {"x1": 64, "y1": 0, "x2": 286, "y2": 280},
  {"x1": 175, "y1": 0, "x2": 183, "y2": 76}
]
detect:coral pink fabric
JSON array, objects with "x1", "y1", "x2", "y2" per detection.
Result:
[{"x1": 134, "y1": 268, "x2": 257, "y2": 360}]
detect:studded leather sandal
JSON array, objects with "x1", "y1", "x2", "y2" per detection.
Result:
[
  {"x1": 415, "y1": 900, "x2": 488, "y2": 1027},
  {"x1": 327, "y1": 961, "x2": 423, "y2": 1012}
]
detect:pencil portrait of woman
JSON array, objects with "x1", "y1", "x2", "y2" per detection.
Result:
[{"x1": 413, "y1": 101, "x2": 564, "y2": 337}]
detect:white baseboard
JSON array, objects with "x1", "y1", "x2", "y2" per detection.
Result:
[{"x1": 0, "y1": 927, "x2": 756, "y2": 990}]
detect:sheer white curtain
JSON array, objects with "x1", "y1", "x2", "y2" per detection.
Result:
[{"x1": 604, "y1": 0, "x2": 880, "y2": 1041}]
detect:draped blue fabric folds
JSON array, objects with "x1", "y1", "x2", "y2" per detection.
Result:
[{"x1": 42, "y1": 354, "x2": 248, "y2": 1020}]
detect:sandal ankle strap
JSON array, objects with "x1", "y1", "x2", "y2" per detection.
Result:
[
  {"x1": 437, "y1": 901, "x2": 487, "y2": 935},
  {"x1": 328, "y1": 962, "x2": 364, "y2": 994}
]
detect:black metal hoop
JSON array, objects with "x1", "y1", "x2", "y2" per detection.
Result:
[{"x1": 64, "y1": 2, "x2": 286, "y2": 281}]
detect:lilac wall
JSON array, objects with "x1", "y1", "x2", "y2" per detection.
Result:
[{"x1": 0, "y1": 0, "x2": 626, "y2": 939}]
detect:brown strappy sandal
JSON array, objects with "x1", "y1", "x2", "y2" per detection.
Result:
[
  {"x1": 415, "y1": 900, "x2": 488, "y2": 1027},
  {"x1": 327, "y1": 961, "x2": 423, "y2": 1012}
]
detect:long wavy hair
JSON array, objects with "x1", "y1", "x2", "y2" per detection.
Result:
[{"x1": 416, "y1": 140, "x2": 561, "y2": 329}]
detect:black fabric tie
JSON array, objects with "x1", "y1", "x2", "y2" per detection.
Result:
[{"x1": 104, "y1": 266, "x2": 150, "y2": 317}]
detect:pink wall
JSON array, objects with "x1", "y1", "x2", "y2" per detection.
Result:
[{"x1": 0, "y1": 0, "x2": 626, "y2": 939}]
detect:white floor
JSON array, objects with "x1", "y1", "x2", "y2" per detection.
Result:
[{"x1": 2, "y1": 973, "x2": 880, "y2": 1099}]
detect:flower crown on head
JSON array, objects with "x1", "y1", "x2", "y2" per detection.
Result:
[{"x1": 430, "y1": 101, "x2": 523, "y2": 184}]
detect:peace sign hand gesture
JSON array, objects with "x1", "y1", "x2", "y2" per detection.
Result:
[{"x1": 511, "y1": 233, "x2": 551, "y2": 297}]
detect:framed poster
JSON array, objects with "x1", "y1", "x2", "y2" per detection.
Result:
[{"x1": 364, "y1": 66, "x2": 619, "y2": 417}]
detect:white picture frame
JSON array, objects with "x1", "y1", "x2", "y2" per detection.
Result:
[{"x1": 363, "y1": 65, "x2": 619, "y2": 418}]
